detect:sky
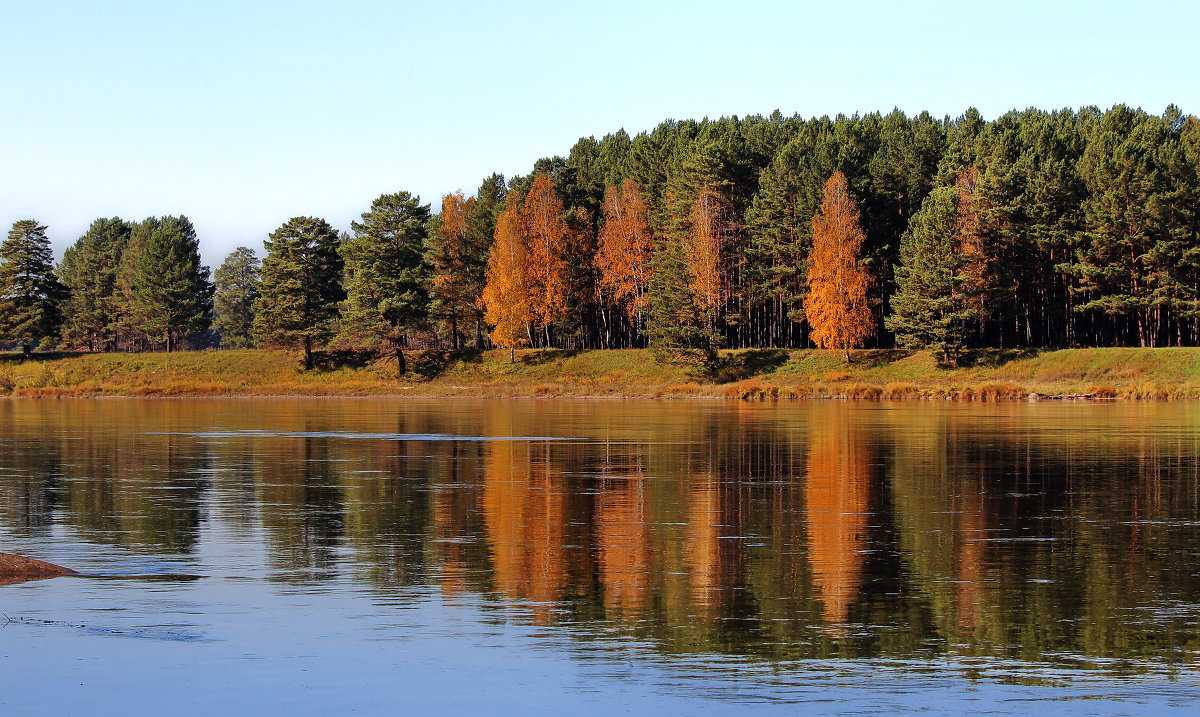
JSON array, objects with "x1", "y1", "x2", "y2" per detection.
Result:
[{"x1": 2, "y1": 0, "x2": 1196, "y2": 266}]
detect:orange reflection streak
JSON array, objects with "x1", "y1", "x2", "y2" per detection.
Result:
[
  {"x1": 955, "y1": 487, "x2": 985, "y2": 631},
  {"x1": 804, "y1": 415, "x2": 869, "y2": 624},
  {"x1": 480, "y1": 433, "x2": 566, "y2": 623},
  {"x1": 687, "y1": 470, "x2": 722, "y2": 615},
  {"x1": 596, "y1": 470, "x2": 651, "y2": 618}
]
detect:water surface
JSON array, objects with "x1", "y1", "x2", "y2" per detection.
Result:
[{"x1": 1, "y1": 399, "x2": 1198, "y2": 714}]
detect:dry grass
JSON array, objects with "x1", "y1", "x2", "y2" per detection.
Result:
[{"x1": 3, "y1": 346, "x2": 1200, "y2": 401}]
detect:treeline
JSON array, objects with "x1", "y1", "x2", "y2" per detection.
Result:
[{"x1": 1, "y1": 104, "x2": 1198, "y2": 368}]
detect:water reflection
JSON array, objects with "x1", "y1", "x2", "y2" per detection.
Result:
[{"x1": 1, "y1": 399, "x2": 1199, "y2": 675}]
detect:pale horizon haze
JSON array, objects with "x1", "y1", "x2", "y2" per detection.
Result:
[{"x1": 2, "y1": 0, "x2": 1196, "y2": 267}]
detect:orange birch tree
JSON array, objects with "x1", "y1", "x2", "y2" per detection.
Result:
[
  {"x1": 596, "y1": 178, "x2": 654, "y2": 327},
  {"x1": 804, "y1": 171, "x2": 874, "y2": 362},
  {"x1": 520, "y1": 173, "x2": 569, "y2": 345},
  {"x1": 431, "y1": 191, "x2": 476, "y2": 350},
  {"x1": 481, "y1": 198, "x2": 530, "y2": 362},
  {"x1": 686, "y1": 185, "x2": 731, "y2": 335},
  {"x1": 954, "y1": 166, "x2": 989, "y2": 312}
]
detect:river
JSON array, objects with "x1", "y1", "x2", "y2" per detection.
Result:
[{"x1": 0, "y1": 399, "x2": 1197, "y2": 714}]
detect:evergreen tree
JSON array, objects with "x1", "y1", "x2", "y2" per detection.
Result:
[
  {"x1": 58, "y1": 217, "x2": 131, "y2": 351},
  {"x1": 254, "y1": 217, "x2": 344, "y2": 369},
  {"x1": 133, "y1": 215, "x2": 213, "y2": 352},
  {"x1": 212, "y1": 246, "x2": 261, "y2": 348},
  {"x1": 886, "y1": 187, "x2": 978, "y2": 364},
  {"x1": 113, "y1": 217, "x2": 158, "y2": 350},
  {"x1": 340, "y1": 191, "x2": 432, "y2": 377},
  {"x1": 464, "y1": 173, "x2": 506, "y2": 347},
  {"x1": 0, "y1": 220, "x2": 65, "y2": 357}
]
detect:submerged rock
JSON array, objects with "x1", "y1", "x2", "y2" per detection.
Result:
[{"x1": 0, "y1": 552, "x2": 76, "y2": 585}]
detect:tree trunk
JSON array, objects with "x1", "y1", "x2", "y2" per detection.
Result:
[
  {"x1": 509, "y1": 346, "x2": 515, "y2": 364},
  {"x1": 450, "y1": 311, "x2": 460, "y2": 352},
  {"x1": 304, "y1": 336, "x2": 313, "y2": 371},
  {"x1": 22, "y1": 342, "x2": 32, "y2": 360},
  {"x1": 396, "y1": 345, "x2": 407, "y2": 378},
  {"x1": 843, "y1": 345, "x2": 851, "y2": 364},
  {"x1": 166, "y1": 330, "x2": 174, "y2": 353}
]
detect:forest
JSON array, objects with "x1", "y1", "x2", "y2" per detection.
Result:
[{"x1": 2, "y1": 103, "x2": 1198, "y2": 372}]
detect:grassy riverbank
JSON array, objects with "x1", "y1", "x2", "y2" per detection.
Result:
[{"x1": 4, "y1": 347, "x2": 1200, "y2": 399}]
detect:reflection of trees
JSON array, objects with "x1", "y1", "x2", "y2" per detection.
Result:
[
  {"x1": 256, "y1": 436, "x2": 345, "y2": 581},
  {"x1": 2, "y1": 399, "x2": 1200, "y2": 672},
  {"x1": 804, "y1": 406, "x2": 870, "y2": 625}
]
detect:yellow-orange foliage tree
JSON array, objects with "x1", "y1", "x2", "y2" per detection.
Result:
[
  {"x1": 686, "y1": 185, "x2": 733, "y2": 336},
  {"x1": 804, "y1": 171, "x2": 874, "y2": 363},
  {"x1": 520, "y1": 173, "x2": 569, "y2": 346},
  {"x1": 431, "y1": 191, "x2": 477, "y2": 350},
  {"x1": 481, "y1": 196, "x2": 530, "y2": 362},
  {"x1": 596, "y1": 178, "x2": 654, "y2": 335}
]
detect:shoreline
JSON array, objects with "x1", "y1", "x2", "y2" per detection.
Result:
[{"x1": 3, "y1": 347, "x2": 1200, "y2": 401}]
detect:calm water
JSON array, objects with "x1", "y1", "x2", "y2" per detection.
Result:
[{"x1": 1, "y1": 398, "x2": 1198, "y2": 715}]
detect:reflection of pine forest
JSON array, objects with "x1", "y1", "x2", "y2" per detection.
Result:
[
  {"x1": 6, "y1": 106, "x2": 1200, "y2": 367},
  {"x1": 2, "y1": 400, "x2": 1199, "y2": 670}
]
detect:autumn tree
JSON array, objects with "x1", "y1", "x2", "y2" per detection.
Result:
[
  {"x1": 481, "y1": 197, "x2": 530, "y2": 362},
  {"x1": 804, "y1": 171, "x2": 873, "y2": 362},
  {"x1": 253, "y1": 217, "x2": 344, "y2": 369},
  {"x1": 0, "y1": 220, "x2": 65, "y2": 357},
  {"x1": 520, "y1": 173, "x2": 569, "y2": 346},
  {"x1": 686, "y1": 185, "x2": 734, "y2": 339},
  {"x1": 596, "y1": 178, "x2": 654, "y2": 344},
  {"x1": 430, "y1": 191, "x2": 477, "y2": 350},
  {"x1": 339, "y1": 191, "x2": 432, "y2": 377},
  {"x1": 212, "y1": 246, "x2": 261, "y2": 348}
]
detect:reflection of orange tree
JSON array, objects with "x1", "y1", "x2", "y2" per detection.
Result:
[
  {"x1": 595, "y1": 464, "x2": 652, "y2": 619},
  {"x1": 480, "y1": 430, "x2": 568, "y2": 624},
  {"x1": 804, "y1": 408, "x2": 870, "y2": 625}
]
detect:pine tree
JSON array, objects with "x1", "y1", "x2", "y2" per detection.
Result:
[
  {"x1": 112, "y1": 217, "x2": 158, "y2": 351},
  {"x1": 0, "y1": 220, "x2": 65, "y2": 357},
  {"x1": 481, "y1": 197, "x2": 530, "y2": 362},
  {"x1": 464, "y1": 174, "x2": 506, "y2": 348},
  {"x1": 58, "y1": 217, "x2": 131, "y2": 351},
  {"x1": 254, "y1": 217, "x2": 344, "y2": 369},
  {"x1": 886, "y1": 187, "x2": 978, "y2": 363},
  {"x1": 340, "y1": 191, "x2": 432, "y2": 377},
  {"x1": 133, "y1": 215, "x2": 213, "y2": 352},
  {"x1": 212, "y1": 247, "x2": 261, "y2": 348},
  {"x1": 804, "y1": 172, "x2": 874, "y2": 362}
]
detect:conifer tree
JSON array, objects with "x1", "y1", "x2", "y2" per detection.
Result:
[
  {"x1": 113, "y1": 217, "x2": 158, "y2": 350},
  {"x1": 254, "y1": 217, "x2": 344, "y2": 369},
  {"x1": 133, "y1": 215, "x2": 213, "y2": 352},
  {"x1": 340, "y1": 191, "x2": 432, "y2": 377},
  {"x1": 464, "y1": 174, "x2": 506, "y2": 348},
  {"x1": 886, "y1": 187, "x2": 978, "y2": 363},
  {"x1": 212, "y1": 247, "x2": 261, "y2": 348},
  {"x1": 0, "y1": 220, "x2": 65, "y2": 357},
  {"x1": 481, "y1": 197, "x2": 530, "y2": 362},
  {"x1": 804, "y1": 172, "x2": 873, "y2": 362},
  {"x1": 58, "y1": 217, "x2": 131, "y2": 351}
]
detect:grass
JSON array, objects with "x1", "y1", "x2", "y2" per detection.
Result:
[{"x1": 3, "y1": 346, "x2": 1200, "y2": 399}]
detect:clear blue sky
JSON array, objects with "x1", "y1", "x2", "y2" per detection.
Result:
[{"x1": 2, "y1": 0, "x2": 1195, "y2": 266}]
